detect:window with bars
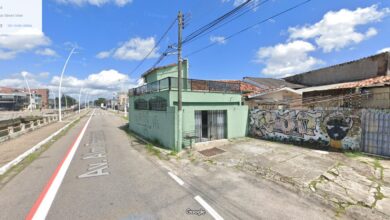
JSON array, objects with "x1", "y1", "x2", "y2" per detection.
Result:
[
  {"x1": 134, "y1": 99, "x2": 148, "y2": 110},
  {"x1": 149, "y1": 96, "x2": 167, "y2": 111}
]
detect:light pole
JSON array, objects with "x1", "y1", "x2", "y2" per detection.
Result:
[
  {"x1": 50, "y1": 89, "x2": 56, "y2": 110},
  {"x1": 58, "y1": 48, "x2": 76, "y2": 122},
  {"x1": 78, "y1": 88, "x2": 82, "y2": 114},
  {"x1": 21, "y1": 71, "x2": 33, "y2": 112}
]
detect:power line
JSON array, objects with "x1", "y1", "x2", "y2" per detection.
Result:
[
  {"x1": 186, "y1": 0, "x2": 313, "y2": 57},
  {"x1": 183, "y1": 0, "x2": 272, "y2": 45},
  {"x1": 182, "y1": 0, "x2": 253, "y2": 45},
  {"x1": 142, "y1": 0, "x2": 257, "y2": 73},
  {"x1": 129, "y1": 17, "x2": 177, "y2": 76}
]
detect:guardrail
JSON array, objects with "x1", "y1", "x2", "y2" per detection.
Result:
[
  {"x1": 130, "y1": 77, "x2": 241, "y2": 96},
  {"x1": 0, "y1": 110, "x2": 75, "y2": 143}
]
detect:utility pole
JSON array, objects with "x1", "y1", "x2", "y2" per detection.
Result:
[{"x1": 177, "y1": 11, "x2": 183, "y2": 152}]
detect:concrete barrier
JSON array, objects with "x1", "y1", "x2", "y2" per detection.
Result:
[{"x1": 0, "y1": 112, "x2": 78, "y2": 143}]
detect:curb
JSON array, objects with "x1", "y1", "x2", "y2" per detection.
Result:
[{"x1": 0, "y1": 117, "x2": 81, "y2": 175}]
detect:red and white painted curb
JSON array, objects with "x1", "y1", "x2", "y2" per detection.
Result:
[{"x1": 26, "y1": 110, "x2": 95, "y2": 220}]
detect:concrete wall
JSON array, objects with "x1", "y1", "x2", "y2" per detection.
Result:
[
  {"x1": 361, "y1": 86, "x2": 390, "y2": 109},
  {"x1": 128, "y1": 91, "x2": 177, "y2": 149},
  {"x1": 249, "y1": 109, "x2": 361, "y2": 150},
  {"x1": 284, "y1": 52, "x2": 390, "y2": 86}
]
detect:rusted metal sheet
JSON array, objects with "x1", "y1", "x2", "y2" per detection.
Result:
[{"x1": 361, "y1": 110, "x2": 390, "y2": 157}]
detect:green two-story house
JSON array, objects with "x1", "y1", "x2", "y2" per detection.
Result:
[{"x1": 128, "y1": 60, "x2": 248, "y2": 151}]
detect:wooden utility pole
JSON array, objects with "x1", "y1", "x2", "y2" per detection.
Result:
[{"x1": 177, "y1": 11, "x2": 183, "y2": 151}]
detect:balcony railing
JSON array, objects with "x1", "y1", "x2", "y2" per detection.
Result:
[{"x1": 129, "y1": 77, "x2": 241, "y2": 96}]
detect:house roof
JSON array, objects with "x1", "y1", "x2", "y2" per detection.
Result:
[
  {"x1": 218, "y1": 80, "x2": 264, "y2": 92},
  {"x1": 336, "y1": 75, "x2": 390, "y2": 89},
  {"x1": 141, "y1": 63, "x2": 177, "y2": 78},
  {"x1": 248, "y1": 87, "x2": 303, "y2": 99},
  {"x1": 243, "y1": 77, "x2": 305, "y2": 89},
  {"x1": 297, "y1": 75, "x2": 390, "y2": 93},
  {"x1": 0, "y1": 87, "x2": 23, "y2": 94}
]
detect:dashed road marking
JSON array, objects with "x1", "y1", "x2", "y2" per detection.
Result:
[
  {"x1": 168, "y1": 172, "x2": 184, "y2": 186},
  {"x1": 26, "y1": 109, "x2": 95, "y2": 220},
  {"x1": 194, "y1": 195, "x2": 224, "y2": 220}
]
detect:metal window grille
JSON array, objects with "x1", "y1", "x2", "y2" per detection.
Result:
[
  {"x1": 134, "y1": 99, "x2": 148, "y2": 110},
  {"x1": 149, "y1": 97, "x2": 167, "y2": 111}
]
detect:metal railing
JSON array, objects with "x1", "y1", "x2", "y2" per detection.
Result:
[{"x1": 130, "y1": 77, "x2": 241, "y2": 96}]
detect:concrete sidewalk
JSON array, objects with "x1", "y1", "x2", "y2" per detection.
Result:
[
  {"x1": 177, "y1": 138, "x2": 390, "y2": 219},
  {"x1": 0, "y1": 111, "x2": 87, "y2": 168}
]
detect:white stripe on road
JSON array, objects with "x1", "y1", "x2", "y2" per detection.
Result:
[
  {"x1": 168, "y1": 171, "x2": 184, "y2": 186},
  {"x1": 0, "y1": 118, "x2": 78, "y2": 175},
  {"x1": 28, "y1": 110, "x2": 95, "y2": 220},
  {"x1": 194, "y1": 195, "x2": 224, "y2": 220}
]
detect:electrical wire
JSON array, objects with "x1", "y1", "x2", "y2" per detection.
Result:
[
  {"x1": 183, "y1": 0, "x2": 272, "y2": 45},
  {"x1": 129, "y1": 17, "x2": 177, "y2": 76},
  {"x1": 186, "y1": 0, "x2": 313, "y2": 57}
]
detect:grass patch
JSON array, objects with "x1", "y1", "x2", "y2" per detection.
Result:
[
  {"x1": 0, "y1": 118, "x2": 81, "y2": 188},
  {"x1": 344, "y1": 151, "x2": 364, "y2": 158}
]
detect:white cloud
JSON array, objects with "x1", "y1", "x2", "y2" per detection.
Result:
[
  {"x1": 96, "y1": 51, "x2": 111, "y2": 59},
  {"x1": 289, "y1": 5, "x2": 390, "y2": 52},
  {"x1": 0, "y1": 71, "x2": 46, "y2": 89},
  {"x1": 0, "y1": 28, "x2": 51, "y2": 60},
  {"x1": 210, "y1": 36, "x2": 227, "y2": 45},
  {"x1": 50, "y1": 69, "x2": 136, "y2": 97},
  {"x1": 256, "y1": 40, "x2": 323, "y2": 77},
  {"x1": 35, "y1": 48, "x2": 58, "y2": 57},
  {"x1": 0, "y1": 69, "x2": 136, "y2": 99},
  {"x1": 99, "y1": 37, "x2": 159, "y2": 61},
  {"x1": 55, "y1": 0, "x2": 132, "y2": 7},
  {"x1": 377, "y1": 47, "x2": 390, "y2": 53}
]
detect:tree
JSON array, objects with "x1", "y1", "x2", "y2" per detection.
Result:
[{"x1": 94, "y1": 98, "x2": 106, "y2": 106}]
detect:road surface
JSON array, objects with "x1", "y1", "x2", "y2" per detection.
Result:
[{"x1": 0, "y1": 109, "x2": 334, "y2": 220}]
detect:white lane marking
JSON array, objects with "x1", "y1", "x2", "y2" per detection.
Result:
[
  {"x1": 168, "y1": 172, "x2": 185, "y2": 186},
  {"x1": 0, "y1": 118, "x2": 78, "y2": 175},
  {"x1": 30, "y1": 109, "x2": 95, "y2": 220},
  {"x1": 194, "y1": 195, "x2": 224, "y2": 220}
]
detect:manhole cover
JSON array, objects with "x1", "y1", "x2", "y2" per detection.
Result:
[{"x1": 198, "y1": 147, "x2": 225, "y2": 157}]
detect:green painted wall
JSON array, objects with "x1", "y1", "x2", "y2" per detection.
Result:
[
  {"x1": 129, "y1": 89, "x2": 248, "y2": 151},
  {"x1": 144, "y1": 60, "x2": 189, "y2": 83},
  {"x1": 128, "y1": 91, "x2": 176, "y2": 149}
]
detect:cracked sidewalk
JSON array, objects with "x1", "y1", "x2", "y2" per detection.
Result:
[{"x1": 177, "y1": 138, "x2": 390, "y2": 219}]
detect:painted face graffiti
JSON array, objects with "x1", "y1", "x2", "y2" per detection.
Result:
[{"x1": 324, "y1": 113, "x2": 353, "y2": 141}]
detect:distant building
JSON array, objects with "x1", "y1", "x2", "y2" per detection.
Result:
[
  {"x1": 243, "y1": 77, "x2": 305, "y2": 109},
  {"x1": 286, "y1": 52, "x2": 390, "y2": 109},
  {"x1": 128, "y1": 60, "x2": 248, "y2": 151},
  {"x1": 0, "y1": 92, "x2": 28, "y2": 111},
  {"x1": 284, "y1": 52, "x2": 390, "y2": 86},
  {"x1": 31, "y1": 89, "x2": 49, "y2": 109},
  {"x1": 117, "y1": 92, "x2": 128, "y2": 111}
]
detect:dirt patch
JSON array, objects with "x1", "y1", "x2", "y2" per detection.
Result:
[{"x1": 199, "y1": 147, "x2": 225, "y2": 157}]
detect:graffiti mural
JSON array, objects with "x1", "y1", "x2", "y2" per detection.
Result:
[{"x1": 249, "y1": 109, "x2": 361, "y2": 150}]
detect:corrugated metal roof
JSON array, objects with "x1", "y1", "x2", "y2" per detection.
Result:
[{"x1": 243, "y1": 77, "x2": 305, "y2": 89}]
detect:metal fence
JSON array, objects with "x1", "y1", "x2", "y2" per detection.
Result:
[
  {"x1": 361, "y1": 110, "x2": 390, "y2": 157},
  {"x1": 130, "y1": 77, "x2": 241, "y2": 96}
]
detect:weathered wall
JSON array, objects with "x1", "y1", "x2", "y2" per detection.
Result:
[
  {"x1": 129, "y1": 91, "x2": 176, "y2": 150},
  {"x1": 284, "y1": 52, "x2": 390, "y2": 86},
  {"x1": 249, "y1": 109, "x2": 361, "y2": 150}
]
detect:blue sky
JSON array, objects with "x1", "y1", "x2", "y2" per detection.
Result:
[{"x1": 0, "y1": 0, "x2": 389, "y2": 99}]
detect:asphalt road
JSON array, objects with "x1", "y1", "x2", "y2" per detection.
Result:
[
  {"x1": 0, "y1": 109, "x2": 212, "y2": 220},
  {"x1": 0, "y1": 109, "x2": 335, "y2": 220}
]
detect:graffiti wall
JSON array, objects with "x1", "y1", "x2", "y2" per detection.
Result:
[{"x1": 249, "y1": 109, "x2": 361, "y2": 150}]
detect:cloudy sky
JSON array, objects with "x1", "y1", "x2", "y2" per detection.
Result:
[{"x1": 0, "y1": 0, "x2": 389, "y2": 100}]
